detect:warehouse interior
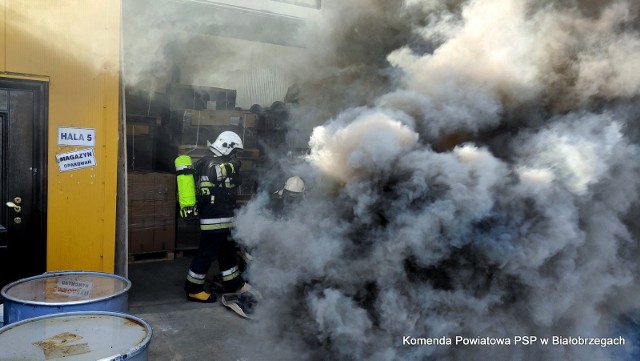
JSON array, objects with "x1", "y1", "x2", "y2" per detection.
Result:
[{"x1": 122, "y1": 0, "x2": 320, "y2": 261}]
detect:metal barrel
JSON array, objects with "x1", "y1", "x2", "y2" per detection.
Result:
[
  {"x1": 0, "y1": 311, "x2": 152, "y2": 361},
  {"x1": 1, "y1": 271, "x2": 131, "y2": 325}
]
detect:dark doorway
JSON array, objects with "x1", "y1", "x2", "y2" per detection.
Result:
[{"x1": 0, "y1": 78, "x2": 48, "y2": 292}]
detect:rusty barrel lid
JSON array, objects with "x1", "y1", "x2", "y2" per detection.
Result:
[{"x1": 0, "y1": 311, "x2": 152, "y2": 360}]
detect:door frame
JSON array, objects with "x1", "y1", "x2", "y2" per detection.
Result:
[{"x1": 0, "y1": 77, "x2": 48, "y2": 275}]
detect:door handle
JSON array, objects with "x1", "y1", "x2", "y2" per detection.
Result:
[{"x1": 6, "y1": 201, "x2": 21, "y2": 213}]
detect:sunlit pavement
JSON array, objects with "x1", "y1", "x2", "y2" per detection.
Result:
[{"x1": 128, "y1": 256, "x2": 255, "y2": 361}]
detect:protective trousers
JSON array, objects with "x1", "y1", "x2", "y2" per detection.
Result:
[{"x1": 184, "y1": 229, "x2": 244, "y2": 294}]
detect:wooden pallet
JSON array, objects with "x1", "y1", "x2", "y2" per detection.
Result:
[
  {"x1": 128, "y1": 250, "x2": 174, "y2": 263},
  {"x1": 174, "y1": 247, "x2": 198, "y2": 259}
]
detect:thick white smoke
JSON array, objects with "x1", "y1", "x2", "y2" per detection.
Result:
[{"x1": 232, "y1": 0, "x2": 640, "y2": 360}]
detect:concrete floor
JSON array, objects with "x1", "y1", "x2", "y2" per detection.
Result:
[
  {"x1": 127, "y1": 256, "x2": 640, "y2": 361},
  {"x1": 3, "y1": 256, "x2": 639, "y2": 360},
  {"x1": 128, "y1": 255, "x2": 257, "y2": 361}
]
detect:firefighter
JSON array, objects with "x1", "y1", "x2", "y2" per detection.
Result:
[
  {"x1": 223, "y1": 176, "x2": 305, "y2": 284},
  {"x1": 272, "y1": 175, "x2": 306, "y2": 216},
  {"x1": 218, "y1": 176, "x2": 305, "y2": 318},
  {"x1": 184, "y1": 131, "x2": 259, "y2": 317}
]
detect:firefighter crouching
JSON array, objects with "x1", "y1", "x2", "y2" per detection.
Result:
[
  {"x1": 272, "y1": 175, "x2": 306, "y2": 216},
  {"x1": 182, "y1": 130, "x2": 260, "y2": 318}
]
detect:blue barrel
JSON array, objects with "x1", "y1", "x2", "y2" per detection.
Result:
[
  {"x1": 0, "y1": 311, "x2": 152, "y2": 361},
  {"x1": 1, "y1": 271, "x2": 131, "y2": 325}
]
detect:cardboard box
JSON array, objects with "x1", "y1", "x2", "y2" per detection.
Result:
[
  {"x1": 180, "y1": 109, "x2": 257, "y2": 146},
  {"x1": 154, "y1": 224, "x2": 176, "y2": 252},
  {"x1": 175, "y1": 147, "x2": 261, "y2": 173},
  {"x1": 190, "y1": 109, "x2": 257, "y2": 128},
  {"x1": 128, "y1": 171, "x2": 176, "y2": 201},
  {"x1": 180, "y1": 124, "x2": 258, "y2": 149},
  {"x1": 129, "y1": 229, "x2": 155, "y2": 254},
  {"x1": 126, "y1": 133, "x2": 155, "y2": 170},
  {"x1": 125, "y1": 90, "x2": 167, "y2": 117},
  {"x1": 127, "y1": 171, "x2": 177, "y2": 254},
  {"x1": 126, "y1": 124, "x2": 152, "y2": 135},
  {"x1": 168, "y1": 84, "x2": 236, "y2": 110}
]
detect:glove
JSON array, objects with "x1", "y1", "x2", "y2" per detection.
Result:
[
  {"x1": 229, "y1": 159, "x2": 241, "y2": 172},
  {"x1": 220, "y1": 160, "x2": 240, "y2": 180}
]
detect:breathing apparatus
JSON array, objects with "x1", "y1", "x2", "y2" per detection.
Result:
[{"x1": 175, "y1": 154, "x2": 198, "y2": 220}]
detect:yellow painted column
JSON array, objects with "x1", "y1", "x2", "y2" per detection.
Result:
[
  {"x1": 3, "y1": 1, "x2": 121, "y2": 272},
  {"x1": 0, "y1": 0, "x2": 5, "y2": 72}
]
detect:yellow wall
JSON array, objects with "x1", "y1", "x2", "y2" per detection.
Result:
[{"x1": 0, "y1": 1, "x2": 121, "y2": 272}]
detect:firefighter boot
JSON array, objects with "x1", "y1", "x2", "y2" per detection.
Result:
[{"x1": 187, "y1": 291, "x2": 217, "y2": 303}]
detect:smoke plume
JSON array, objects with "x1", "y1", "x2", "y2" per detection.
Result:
[{"x1": 232, "y1": 0, "x2": 640, "y2": 360}]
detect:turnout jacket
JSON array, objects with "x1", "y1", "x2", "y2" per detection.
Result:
[{"x1": 194, "y1": 155, "x2": 242, "y2": 231}]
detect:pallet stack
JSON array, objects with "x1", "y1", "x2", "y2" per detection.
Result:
[
  {"x1": 127, "y1": 170, "x2": 176, "y2": 261},
  {"x1": 125, "y1": 87, "x2": 168, "y2": 171}
]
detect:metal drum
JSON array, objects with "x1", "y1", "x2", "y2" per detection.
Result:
[
  {"x1": 1, "y1": 271, "x2": 131, "y2": 325},
  {"x1": 0, "y1": 311, "x2": 152, "y2": 361}
]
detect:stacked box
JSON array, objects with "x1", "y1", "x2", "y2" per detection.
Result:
[
  {"x1": 167, "y1": 84, "x2": 236, "y2": 110},
  {"x1": 179, "y1": 109, "x2": 258, "y2": 148},
  {"x1": 125, "y1": 89, "x2": 167, "y2": 118},
  {"x1": 126, "y1": 123, "x2": 156, "y2": 171},
  {"x1": 127, "y1": 171, "x2": 176, "y2": 254},
  {"x1": 286, "y1": 128, "x2": 313, "y2": 154}
]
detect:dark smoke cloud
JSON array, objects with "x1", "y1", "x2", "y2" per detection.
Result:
[
  {"x1": 232, "y1": 0, "x2": 640, "y2": 360},
  {"x1": 123, "y1": 0, "x2": 306, "y2": 107}
]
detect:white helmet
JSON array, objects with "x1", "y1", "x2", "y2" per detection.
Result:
[
  {"x1": 284, "y1": 176, "x2": 305, "y2": 193},
  {"x1": 276, "y1": 176, "x2": 305, "y2": 197},
  {"x1": 207, "y1": 131, "x2": 243, "y2": 156}
]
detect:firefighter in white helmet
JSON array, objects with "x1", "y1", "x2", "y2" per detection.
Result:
[
  {"x1": 278, "y1": 175, "x2": 306, "y2": 195},
  {"x1": 272, "y1": 175, "x2": 306, "y2": 216},
  {"x1": 184, "y1": 131, "x2": 260, "y2": 318}
]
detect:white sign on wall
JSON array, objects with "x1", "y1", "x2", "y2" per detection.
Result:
[
  {"x1": 57, "y1": 127, "x2": 95, "y2": 146},
  {"x1": 56, "y1": 148, "x2": 96, "y2": 172}
]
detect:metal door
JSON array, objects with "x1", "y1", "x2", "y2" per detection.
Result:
[{"x1": 0, "y1": 78, "x2": 47, "y2": 291}]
